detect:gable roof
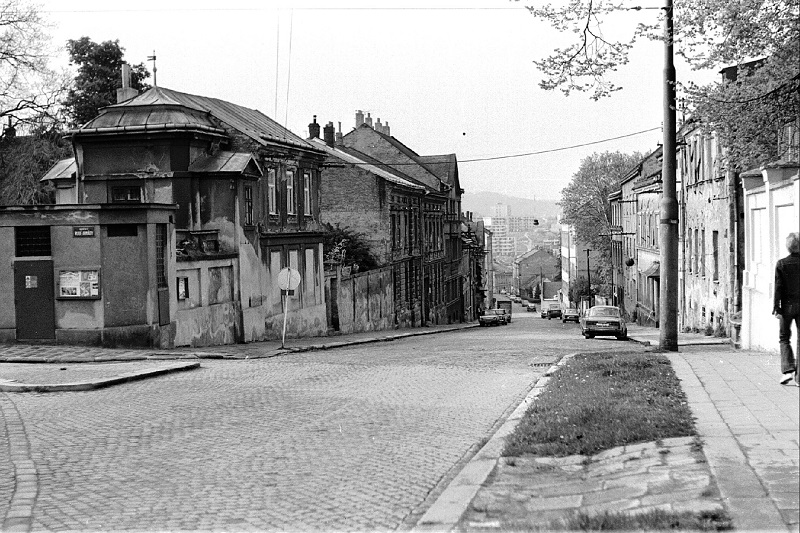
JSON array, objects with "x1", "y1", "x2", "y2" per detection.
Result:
[
  {"x1": 40, "y1": 158, "x2": 77, "y2": 182},
  {"x1": 188, "y1": 151, "x2": 263, "y2": 176},
  {"x1": 343, "y1": 124, "x2": 444, "y2": 191},
  {"x1": 418, "y1": 154, "x2": 458, "y2": 190},
  {"x1": 77, "y1": 87, "x2": 318, "y2": 153},
  {"x1": 309, "y1": 138, "x2": 424, "y2": 191}
]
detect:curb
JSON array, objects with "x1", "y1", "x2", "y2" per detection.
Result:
[
  {"x1": 411, "y1": 352, "x2": 577, "y2": 532},
  {"x1": 0, "y1": 362, "x2": 200, "y2": 392},
  {"x1": 0, "y1": 324, "x2": 480, "y2": 364}
]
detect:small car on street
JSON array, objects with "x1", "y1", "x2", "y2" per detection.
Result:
[
  {"x1": 562, "y1": 307, "x2": 580, "y2": 323},
  {"x1": 479, "y1": 308, "x2": 508, "y2": 326},
  {"x1": 580, "y1": 305, "x2": 627, "y2": 339},
  {"x1": 526, "y1": 302, "x2": 537, "y2": 312}
]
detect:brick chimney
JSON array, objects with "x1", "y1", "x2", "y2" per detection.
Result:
[
  {"x1": 323, "y1": 122, "x2": 335, "y2": 147},
  {"x1": 355, "y1": 110, "x2": 364, "y2": 127},
  {"x1": 375, "y1": 118, "x2": 383, "y2": 133},
  {"x1": 335, "y1": 121, "x2": 343, "y2": 145},
  {"x1": 384, "y1": 121, "x2": 391, "y2": 136},
  {"x1": 365, "y1": 113, "x2": 373, "y2": 128},
  {"x1": 308, "y1": 115, "x2": 320, "y2": 139},
  {"x1": 116, "y1": 63, "x2": 139, "y2": 103}
]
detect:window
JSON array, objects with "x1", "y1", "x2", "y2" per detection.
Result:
[
  {"x1": 156, "y1": 224, "x2": 167, "y2": 289},
  {"x1": 268, "y1": 169, "x2": 277, "y2": 215},
  {"x1": 244, "y1": 186, "x2": 254, "y2": 226},
  {"x1": 177, "y1": 277, "x2": 190, "y2": 300},
  {"x1": 286, "y1": 170, "x2": 298, "y2": 215},
  {"x1": 687, "y1": 229, "x2": 692, "y2": 274},
  {"x1": 712, "y1": 230, "x2": 719, "y2": 281},
  {"x1": 694, "y1": 228, "x2": 699, "y2": 275},
  {"x1": 107, "y1": 224, "x2": 138, "y2": 237},
  {"x1": 111, "y1": 186, "x2": 141, "y2": 203},
  {"x1": 15, "y1": 226, "x2": 51, "y2": 257},
  {"x1": 700, "y1": 229, "x2": 706, "y2": 277},
  {"x1": 303, "y1": 171, "x2": 312, "y2": 216}
]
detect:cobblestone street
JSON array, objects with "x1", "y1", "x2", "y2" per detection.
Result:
[{"x1": 1, "y1": 311, "x2": 625, "y2": 531}]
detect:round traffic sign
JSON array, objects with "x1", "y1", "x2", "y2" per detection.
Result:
[{"x1": 277, "y1": 267, "x2": 301, "y2": 291}]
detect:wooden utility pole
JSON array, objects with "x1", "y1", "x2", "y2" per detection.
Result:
[{"x1": 659, "y1": 0, "x2": 679, "y2": 350}]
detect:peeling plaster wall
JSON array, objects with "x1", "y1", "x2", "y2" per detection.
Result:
[
  {"x1": 175, "y1": 257, "x2": 240, "y2": 347},
  {"x1": 333, "y1": 267, "x2": 394, "y2": 334}
]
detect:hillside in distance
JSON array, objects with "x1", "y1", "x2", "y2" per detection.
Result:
[{"x1": 462, "y1": 191, "x2": 560, "y2": 219}]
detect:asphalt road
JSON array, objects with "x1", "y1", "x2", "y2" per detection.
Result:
[{"x1": 2, "y1": 303, "x2": 634, "y2": 532}]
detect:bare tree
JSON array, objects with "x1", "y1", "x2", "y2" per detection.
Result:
[{"x1": 0, "y1": 0, "x2": 67, "y2": 134}]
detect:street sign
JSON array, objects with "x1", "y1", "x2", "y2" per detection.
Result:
[{"x1": 277, "y1": 267, "x2": 301, "y2": 291}]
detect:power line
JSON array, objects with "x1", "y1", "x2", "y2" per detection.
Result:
[{"x1": 459, "y1": 126, "x2": 661, "y2": 163}]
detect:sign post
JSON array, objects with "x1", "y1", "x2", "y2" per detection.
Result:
[{"x1": 277, "y1": 267, "x2": 301, "y2": 349}]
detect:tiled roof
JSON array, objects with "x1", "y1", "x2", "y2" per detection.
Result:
[{"x1": 79, "y1": 87, "x2": 317, "y2": 152}]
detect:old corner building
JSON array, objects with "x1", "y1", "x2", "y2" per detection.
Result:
[{"x1": 1, "y1": 82, "x2": 329, "y2": 348}]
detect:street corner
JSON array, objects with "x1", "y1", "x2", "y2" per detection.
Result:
[{"x1": 0, "y1": 361, "x2": 200, "y2": 392}]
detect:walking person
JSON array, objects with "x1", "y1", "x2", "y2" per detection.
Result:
[{"x1": 774, "y1": 232, "x2": 800, "y2": 385}]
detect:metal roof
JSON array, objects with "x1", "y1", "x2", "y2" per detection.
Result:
[
  {"x1": 188, "y1": 151, "x2": 262, "y2": 176},
  {"x1": 309, "y1": 138, "x2": 424, "y2": 190},
  {"x1": 39, "y1": 158, "x2": 77, "y2": 182},
  {"x1": 94, "y1": 87, "x2": 317, "y2": 152}
]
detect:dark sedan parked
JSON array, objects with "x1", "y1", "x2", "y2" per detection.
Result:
[
  {"x1": 479, "y1": 308, "x2": 508, "y2": 326},
  {"x1": 580, "y1": 305, "x2": 627, "y2": 340}
]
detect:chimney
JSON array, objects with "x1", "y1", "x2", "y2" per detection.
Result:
[
  {"x1": 116, "y1": 63, "x2": 139, "y2": 103},
  {"x1": 355, "y1": 110, "x2": 364, "y2": 128},
  {"x1": 335, "y1": 121, "x2": 343, "y2": 145},
  {"x1": 323, "y1": 121, "x2": 335, "y2": 147},
  {"x1": 308, "y1": 115, "x2": 320, "y2": 139},
  {"x1": 384, "y1": 121, "x2": 390, "y2": 136},
  {"x1": 365, "y1": 113, "x2": 373, "y2": 128},
  {"x1": 2, "y1": 117, "x2": 15, "y2": 139},
  {"x1": 375, "y1": 118, "x2": 383, "y2": 133}
]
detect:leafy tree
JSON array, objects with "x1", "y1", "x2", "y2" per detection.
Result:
[
  {"x1": 0, "y1": 123, "x2": 71, "y2": 204},
  {"x1": 559, "y1": 150, "x2": 642, "y2": 293},
  {"x1": 322, "y1": 223, "x2": 379, "y2": 272},
  {"x1": 0, "y1": 0, "x2": 67, "y2": 134},
  {"x1": 518, "y1": 0, "x2": 800, "y2": 170},
  {"x1": 63, "y1": 37, "x2": 150, "y2": 126},
  {"x1": 568, "y1": 276, "x2": 592, "y2": 304}
]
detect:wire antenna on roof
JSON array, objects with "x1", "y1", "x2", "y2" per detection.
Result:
[{"x1": 147, "y1": 51, "x2": 157, "y2": 86}]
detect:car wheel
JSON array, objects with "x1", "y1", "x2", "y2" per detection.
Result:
[
  {"x1": 584, "y1": 333, "x2": 594, "y2": 339},
  {"x1": 617, "y1": 334, "x2": 627, "y2": 340}
]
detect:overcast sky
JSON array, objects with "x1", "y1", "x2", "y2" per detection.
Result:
[{"x1": 39, "y1": 0, "x2": 717, "y2": 202}]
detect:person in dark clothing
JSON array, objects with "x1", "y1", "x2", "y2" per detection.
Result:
[{"x1": 774, "y1": 232, "x2": 800, "y2": 385}]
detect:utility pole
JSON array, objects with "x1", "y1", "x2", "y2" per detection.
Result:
[
  {"x1": 585, "y1": 249, "x2": 591, "y2": 305},
  {"x1": 659, "y1": 0, "x2": 679, "y2": 351}
]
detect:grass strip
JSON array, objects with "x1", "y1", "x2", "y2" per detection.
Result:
[
  {"x1": 504, "y1": 351, "x2": 696, "y2": 457},
  {"x1": 550, "y1": 508, "x2": 732, "y2": 531}
]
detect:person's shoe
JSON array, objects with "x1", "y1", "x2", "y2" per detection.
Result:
[{"x1": 780, "y1": 372, "x2": 795, "y2": 385}]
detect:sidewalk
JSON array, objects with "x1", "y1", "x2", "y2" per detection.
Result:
[{"x1": 415, "y1": 329, "x2": 799, "y2": 532}]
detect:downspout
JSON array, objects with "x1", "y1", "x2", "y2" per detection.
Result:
[{"x1": 728, "y1": 167, "x2": 740, "y2": 338}]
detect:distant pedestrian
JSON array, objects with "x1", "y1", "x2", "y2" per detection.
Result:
[{"x1": 774, "y1": 232, "x2": 800, "y2": 385}]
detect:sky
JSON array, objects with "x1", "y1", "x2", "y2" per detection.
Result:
[{"x1": 38, "y1": 0, "x2": 718, "y2": 202}]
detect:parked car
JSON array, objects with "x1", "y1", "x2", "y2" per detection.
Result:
[
  {"x1": 511, "y1": 296, "x2": 522, "y2": 303},
  {"x1": 580, "y1": 305, "x2": 627, "y2": 339},
  {"x1": 479, "y1": 308, "x2": 508, "y2": 326},
  {"x1": 546, "y1": 303, "x2": 562, "y2": 320},
  {"x1": 562, "y1": 307, "x2": 580, "y2": 323},
  {"x1": 526, "y1": 302, "x2": 537, "y2": 312}
]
